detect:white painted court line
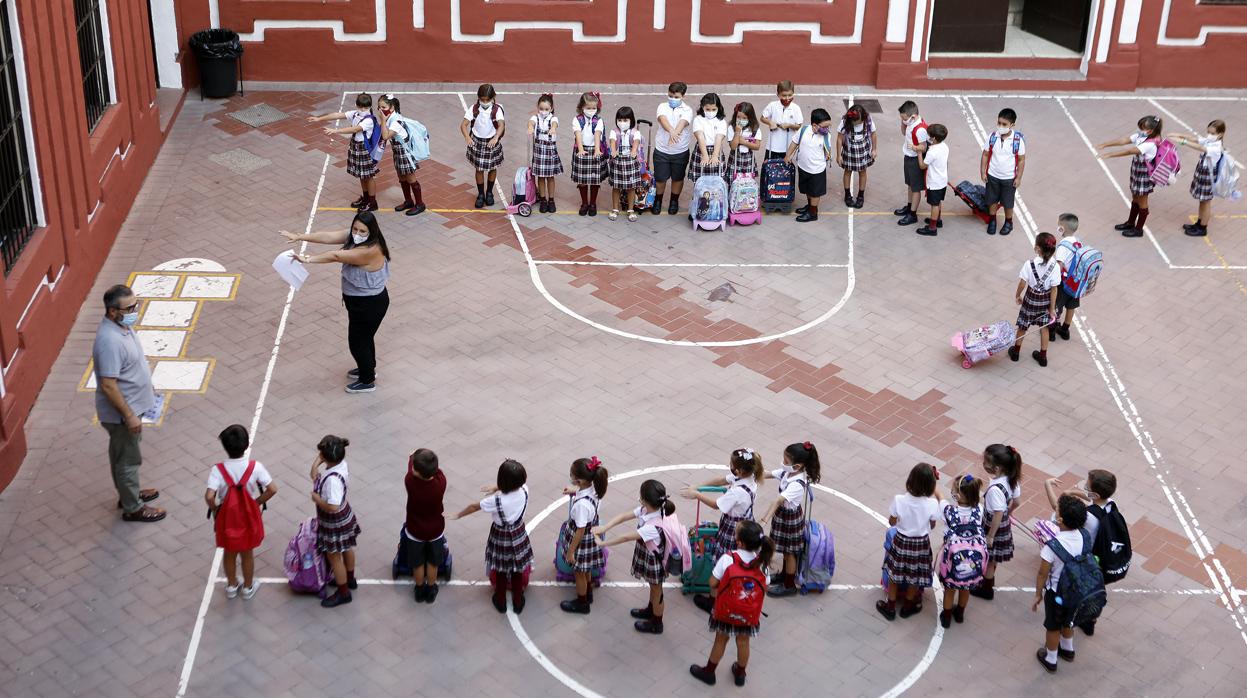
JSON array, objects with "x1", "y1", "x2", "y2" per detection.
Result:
[
  {"x1": 533, "y1": 260, "x2": 849, "y2": 269},
  {"x1": 957, "y1": 95, "x2": 1247, "y2": 648}
]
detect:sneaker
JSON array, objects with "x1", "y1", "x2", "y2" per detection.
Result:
[
  {"x1": 629, "y1": 606, "x2": 654, "y2": 620},
  {"x1": 1056, "y1": 324, "x2": 1071, "y2": 341},
  {"x1": 1032, "y1": 350, "x2": 1047, "y2": 367},
  {"x1": 1000, "y1": 220, "x2": 1013, "y2": 236},
  {"x1": 414, "y1": 584, "x2": 429, "y2": 603},
  {"x1": 1036, "y1": 647, "x2": 1058, "y2": 674},
  {"x1": 1122, "y1": 228, "x2": 1144, "y2": 238},
  {"x1": 628, "y1": 211, "x2": 638, "y2": 222},
  {"x1": 1007, "y1": 346, "x2": 1020, "y2": 363},
  {"x1": 633, "y1": 619, "x2": 664, "y2": 634},
  {"x1": 484, "y1": 191, "x2": 496, "y2": 207},
  {"x1": 897, "y1": 213, "x2": 918, "y2": 226},
  {"x1": 898, "y1": 603, "x2": 924, "y2": 619},
  {"x1": 225, "y1": 585, "x2": 239, "y2": 599},
  {"x1": 1058, "y1": 647, "x2": 1076, "y2": 662},
  {"x1": 875, "y1": 600, "x2": 896, "y2": 621},
  {"x1": 559, "y1": 598, "x2": 591, "y2": 614},
  {"x1": 916, "y1": 226, "x2": 938, "y2": 237},
  {"x1": 405, "y1": 203, "x2": 426, "y2": 217},
  {"x1": 474, "y1": 194, "x2": 485, "y2": 209},
  {"x1": 425, "y1": 584, "x2": 438, "y2": 604},
  {"x1": 766, "y1": 583, "x2": 798, "y2": 598},
  {"x1": 986, "y1": 219, "x2": 997, "y2": 235},
  {"x1": 1184, "y1": 225, "x2": 1207, "y2": 237},
  {"x1": 240, "y1": 584, "x2": 258, "y2": 600},
  {"x1": 731, "y1": 662, "x2": 746, "y2": 687},
  {"x1": 689, "y1": 664, "x2": 716, "y2": 686},
  {"x1": 608, "y1": 210, "x2": 619, "y2": 221},
  {"x1": 795, "y1": 211, "x2": 819, "y2": 223},
  {"x1": 893, "y1": 205, "x2": 912, "y2": 216},
  {"x1": 923, "y1": 217, "x2": 944, "y2": 228},
  {"x1": 345, "y1": 381, "x2": 376, "y2": 394},
  {"x1": 394, "y1": 201, "x2": 414, "y2": 212}
]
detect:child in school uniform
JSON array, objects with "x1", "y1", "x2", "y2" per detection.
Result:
[
  {"x1": 403, "y1": 448, "x2": 447, "y2": 604},
  {"x1": 835, "y1": 104, "x2": 877, "y2": 209},
  {"x1": 1033, "y1": 495, "x2": 1089, "y2": 674},
  {"x1": 759, "y1": 441, "x2": 821, "y2": 597},
  {"x1": 308, "y1": 92, "x2": 381, "y2": 211},
  {"x1": 688, "y1": 93, "x2": 728, "y2": 187},
  {"x1": 310, "y1": 434, "x2": 362, "y2": 608},
  {"x1": 528, "y1": 93, "x2": 564, "y2": 213},
  {"x1": 570, "y1": 91, "x2": 607, "y2": 217},
  {"x1": 1171, "y1": 120, "x2": 1227, "y2": 237},
  {"x1": 1096, "y1": 115, "x2": 1165, "y2": 238},
  {"x1": 1009, "y1": 232, "x2": 1060, "y2": 367},
  {"x1": 980, "y1": 108, "x2": 1026, "y2": 236},
  {"x1": 759, "y1": 81, "x2": 802, "y2": 162},
  {"x1": 653, "y1": 82, "x2": 694, "y2": 215},
  {"x1": 608, "y1": 107, "x2": 645, "y2": 222},
  {"x1": 971, "y1": 443, "x2": 1023, "y2": 601},
  {"x1": 785, "y1": 109, "x2": 834, "y2": 223},
  {"x1": 688, "y1": 520, "x2": 773, "y2": 687},
  {"x1": 894, "y1": 101, "x2": 929, "y2": 226},
  {"x1": 452, "y1": 459, "x2": 535, "y2": 614},
  {"x1": 1043, "y1": 469, "x2": 1121, "y2": 636},
  {"x1": 1049, "y1": 213, "x2": 1081, "y2": 342},
  {"x1": 876, "y1": 463, "x2": 942, "y2": 621},
  {"x1": 596, "y1": 479, "x2": 678, "y2": 634},
  {"x1": 377, "y1": 94, "x2": 426, "y2": 217},
  {"x1": 726, "y1": 102, "x2": 762, "y2": 178},
  {"x1": 204, "y1": 424, "x2": 277, "y2": 600},
  {"x1": 558, "y1": 457, "x2": 609, "y2": 615},
  {"x1": 916, "y1": 124, "x2": 950, "y2": 237},
  {"x1": 461, "y1": 84, "x2": 506, "y2": 209},
  {"x1": 937, "y1": 474, "x2": 985, "y2": 628},
  {"x1": 682, "y1": 448, "x2": 764, "y2": 612}
]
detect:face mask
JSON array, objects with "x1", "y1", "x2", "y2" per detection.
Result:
[
  {"x1": 617, "y1": 121, "x2": 630, "y2": 131},
  {"x1": 816, "y1": 126, "x2": 830, "y2": 135},
  {"x1": 539, "y1": 109, "x2": 551, "y2": 116},
  {"x1": 668, "y1": 97, "x2": 681, "y2": 108},
  {"x1": 996, "y1": 126, "x2": 1011, "y2": 136},
  {"x1": 780, "y1": 98, "x2": 793, "y2": 107},
  {"x1": 120, "y1": 312, "x2": 139, "y2": 327},
  {"x1": 584, "y1": 109, "x2": 597, "y2": 118},
  {"x1": 352, "y1": 233, "x2": 369, "y2": 245},
  {"x1": 736, "y1": 119, "x2": 749, "y2": 128},
  {"x1": 1200, "y1": 134, "x2": 1220, "y2": 145},
  {"x1": 1137, "y1": 130, "x2": 1149, "y2": 140},
  {"x1": 479, "y1": 101, "x2": 491, "y2": 109},
  {"x1": 380, "y1": 108, "x2": 392, "y2": 117},
  {"x1": 704, "y1": 110, "x2": 718, "y2": 119}
]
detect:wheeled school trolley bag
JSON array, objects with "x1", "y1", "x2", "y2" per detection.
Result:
[
  {"x1": 692, "y1": 175, "x2": 728, "y2": 232},
  {"x1": 390, "y1": 526, "x2": 453, "y2": 582},
  {"x1": 952, "y1": 320, "x2": 1017, "y2": 369},
  {"x1": 729, "y1": 172, "x2": 762, "y2": 226},
  {"x1": 761, "y1": 158, "x2": 795, "y2": 213},
  {"x1": 506, "y1": 139, "x2": 539, "y2": 217},
  {"x1": 953, "y1": 179, "x2": 992, "y2": 224},
  {"x1": 554, "y1": 520, "x2": 610, "y2": 585},
  {"x1": 634, "y1": 119, "x2": 656, "y2": 212},
  {"x1": 681, "y1": 486, "x2": 725, "y2": 594}
]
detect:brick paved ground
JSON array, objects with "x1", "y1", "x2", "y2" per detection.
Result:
[{"x1": 1, "y1": 86, "x2": 1245, "y2": 697}]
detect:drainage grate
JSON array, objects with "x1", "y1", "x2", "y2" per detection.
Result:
[
  {"x1": 842, "y1": 98, "x2": 884, "y2": 114},
  {"x1": 228, "y1": 103, "x2": 290, "y2": 128},
  {"x1": 208, "y1": 147, "x2": 272, "y2": 176}
]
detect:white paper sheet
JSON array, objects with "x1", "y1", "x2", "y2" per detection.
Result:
[{"x1": 272, "y1": 250, "x2": 309, "y2": 290}]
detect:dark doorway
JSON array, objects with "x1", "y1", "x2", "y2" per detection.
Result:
[
  {"x1": 1021, "y1": 0, "x2": 1093, "y2": 52},
  {"x1": 928, "y1": 0, "x2": 1010, "y2": 53}
]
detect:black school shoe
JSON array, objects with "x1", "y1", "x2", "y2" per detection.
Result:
[
  {"x1": 1184, "y1": 224, "x2": 1207, "y2": 237},
  {"x1": 1000, "y1": 220, "x2": 1014, "y2": 236},
  {"x1": 559, "y1": 598, "x2": 591, "y2": 614},
  {"x1": 405, "y1": 203, "x2": 426, "y2": 217},
  {"x1": 484, "y1": 190, "x2": 496, "y2": 207},
  {"x1": 689, "y1": 665, "x2": 716, "y2": 686},
  {"x1": 414, "y1": 584, "x2": 429, "y2": 603},
  {"x1": 1058, "y1": 647, "x2": 1075, "y2": 662},
  {"x1": 634, "y1": 619, "x2": 664, "y2": 634},
  {"x1": 1122, "y1": 228, "x2": 1143, "y2": 238},
  {"x1": 1007, "y1": 346, "x2": 1020, "y2": 362},
  {"x1": 897, "y1": 212, "x2": 918, "y2": 226},
  {"x1": 668, "y1": 198, "x2": 680, "y2": 215},
  {"x1": 923, "y1": 217, "x2": 944, "y2": 228},
  {"x1": 1036, "y1": 648, "x2": 1058, "y2": 674},
  {"x1": 1032, "y1": 350, "x2": 1048, "y2": 367},
  {"x1": 474, "y1": 194, "x2": 485, "y2": 209},
  {"x1": 1113, "y1": 221, "x2": 1135, "y2": 231},
  {"x1": 795, "y1": 211, "x2": 819, "y2": 223},
  {"x1": 893, "y1": 205, "x2": 912, "y2": 216},
  {"x1": 916, "y1": 226, "x2": 938, "y2": 237},
  {"x1": 844, "y1": 191, "x2": 854, "y2": 207},
  {"x1": 986, "y1": 219, "x2": 997, "y2": 235},
  {"x1": 1056, "y1": 324, "x2": 1071, "y2": 341},
  {"x1": 853, "y1": 192, "x2": 864, "y2": 209}
]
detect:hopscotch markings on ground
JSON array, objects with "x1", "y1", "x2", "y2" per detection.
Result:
[{"x1": 957, "y1": 95, "x2": 1247, "y2": 648}]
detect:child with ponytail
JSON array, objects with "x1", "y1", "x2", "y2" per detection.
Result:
[
  {"x1": 452, "y1": 459, "x2": 534, "y2": 614},
  {"x1": 559, "y1": 456, "x2": 609, "y2": 614},
  {"x1": 1009, "y1": 231, "x2": 1060, "y2": 367},
  {"x1": 310, "y1": 434, "x2": 361, "y2": 608},
  {"x1": 689, "y1": 520, "x2": 774, "y2": 687},
  {"x1": 570, "y1": 91, "x2": 607, "y2": 216},
  {"x1": 596, "y1": 479, "x2": 677, "y2": 634},
  {"x1": 528, "y1": 93, "x2": 564, "y2": 213},
  {"x1": 1096, "y1": 115, "x2": 1165, "y2": 238},
  {"x1": 377, "y1": 94, "x2": 426, "y2": 216},
  {"x1": 759, "y1": 441, "x2": 821, "y2": 597},
  {"x1": 971, "y1": 444, "x2": 1023, "y2": 600},
  {"x1": 683, "y1": 448, "x2": 764, "y2": 612}
]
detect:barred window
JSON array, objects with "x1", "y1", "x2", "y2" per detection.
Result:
[
  {"x1": 74, "y1": 0, "x2": 110, "y2": 131},
  {"x1": 0, "y1": 0, "x2": 38, "y2": 276}
]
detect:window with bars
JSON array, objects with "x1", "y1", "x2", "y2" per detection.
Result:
[
  {"x1": 0, "y1": 0, "x2": 38, "y2": 276},
  {"x1": 74, "y1": 0, "x2": 110, "y2": 131}
]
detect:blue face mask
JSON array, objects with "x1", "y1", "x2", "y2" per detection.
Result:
[
  {"x1": 668, "y1": 97, "x2": 681, "y2": 109},
  {"x1": 120, "y1": 312, "x2": 139, "y2": 327}
]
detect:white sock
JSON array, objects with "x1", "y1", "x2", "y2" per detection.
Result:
[
  {"x1": 1059, "y1": 637, "x2": 1074, "y2": 652},
  {"x1": 1045, "y1": 649, "x2": 1058, "y2": 663}
]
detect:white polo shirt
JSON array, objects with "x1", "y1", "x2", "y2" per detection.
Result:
[
  {"x1": 792, "y1": 127, "x2": 831, "y2": 174},
  {"x1": 924, "y1": 141, "x2": 950, "y2": 190},
  {"x1": 1040, "y1": 529, "x2": 1085, "y2": 591},
  {"x1": 1129, "y1": 132, "x2": 1157, "y2": 161},
  {"x1": 761, "y1": 100, "x2": 803, "y2": 153},
  {"x1": 693, "y1": 115, "x2": 728, "y2": 150},
  {"x1": 902, "y1": 118, "x2": 929, "y2": 157},
  {"x1": 480, "y1": 485, "x2": 528, "y2": 526},
  {"x1": 985, "y1": 131, "x2": 1026, "y2": 179},
  {"x1": 344, "y1": 110, "x2": 374, "y2": 143},
  {"x1": 655, "y1": 101, "x2": 694, "y2": 154},
  {"x1": 463, "y1": 102, "x2": 505, "y2": 139}
]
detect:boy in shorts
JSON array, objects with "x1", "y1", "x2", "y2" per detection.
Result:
[
  {"x1": 1032, "y1": 495, "x2": 1088, "y2": 674},
  {"x1": 1050, "y1": 213, "x2": 1081, "y2": 341},
  {"x1": 916, "y1": 124, "x2": 949, "y2": 237},
  {"x1": 403, "y1": 448, "x2": 448, "y2": 603},
  {"x1": 786, "y1": 108, "x2": 834, "y2": 223},
  {"x1": 895, "y1": 101, "x2": 928, "y2": 226},
  {"x1": 653, "y1": 82, "x2": 694, "y2": 215},
  {"x1": 981, "y1": 108, "x2": 1026, "y2": 236}
]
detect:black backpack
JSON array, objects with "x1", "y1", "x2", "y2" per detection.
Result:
[{"x1": 1088, "y1": 502, "x2": 1131, "y2": 584}]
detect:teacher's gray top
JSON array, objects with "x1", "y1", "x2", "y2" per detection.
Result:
[
  {"x1": 92, "y1": 318, "x2": 155, "y2": 424},
  {"x1": 341, "y1": 259, "x2": 389, "y2": 297}
]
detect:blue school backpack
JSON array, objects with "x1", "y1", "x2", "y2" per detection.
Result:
[
  {"x1": 362, "y1": 114, "x2": 385, "y2": 163},
  {"x1": 1047, "y1": 529, "x2": 1107, "y2": 627},
  {"x1": 399, "y1": 116, "x2": 431, "y2": 162},
  {"x1": 987, "y1": 131, "x2": 1024, "y2": 172},
  {"x1": 796, "y1": 484, "x2": 835, "y2": 593},
  {"x1": 795, "y1": 125, "x2": 833, "y2": 162},
  {"x1": 1057, "y1": 239, "x2": 1103, "y2": 299}
]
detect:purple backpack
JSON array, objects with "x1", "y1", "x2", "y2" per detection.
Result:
[
  {"x1": 796, "y1": 484, "x2": 835, "y2": 592},
  {"x1": 284, "y1": 516, "x2": 330, "y2": 596}
]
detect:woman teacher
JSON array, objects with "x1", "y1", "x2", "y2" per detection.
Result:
[{"x1": 282, "y1": 211, "x2": 391, "y2": 393}]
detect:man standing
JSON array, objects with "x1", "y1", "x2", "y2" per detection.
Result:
[{"x1": 93, "y1": 284, "x2": 166, "y2": 522}]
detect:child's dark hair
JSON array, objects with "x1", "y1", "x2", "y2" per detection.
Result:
[
  {"x1": 844, "y1": 104, "x2": 867, "y2": 124},
  {"x1": 784, "y1": 441, "x2": 821, "y2": 483},
  {"x1": 219, "y1": 424, "x2": 249, "y2": 459},
  {"x1": 729, "y1": 448, "x2": 765, "y2": 484},
  {"x1": 497, "y1": 458, "x2": 527, "y2": 493},
  {"x1": 732, "y1": 102, "x2": 759, "y2": 133},
  {"x1": 776, "y1": 80, "x2": 794, "y2": 94},
  {"x1": 698, "y1": 93, "x2": 725, "y2": 119},
  {"x1": 640, "y1": 479, "x2": 676, "y2": 516},
  {"x1": 379, "y1": 94, "x2": 401, "y2": 113},
  {"x1": 537, "y1": 93, "x2": 554, "y2": 109},
  {"x1": 906, "y1": 462, "x2": 938, "y2": 498},
  {"x1": 898, "y1": 100, "x2": 919, "y2": 117},
  {"x1": 1087, "y1": 469, "x2": 1117, "y2": 500},
  {"x1": 998, "y1": 107, "x2": 1017, "y2": 124},
  {"x1": 576, "y1": 91, "x2": 601, "y2": 115},
  {"x1": 735, "y1": 520, "x2": 775, "y2": 569},
  {"x1": 983, "y1": 443, "x2": 1023, "y2": 489},
  {"x1": 927, "y1": 123, "x2": 948, "y2": 143},
  {"x1": 810, "y1": 108, "x2": 832, "y2": 126},
  {"x1": 571, "y1": 457, "x2": 609, "y2": 499},
  {"x1": 318, "y1": 434, "x2": 350, "y2": 464},
  {"x1": 615, "y1": 106, "x2": 636, "y2": 129},
  {"x1": 669, "y1": 81, "x2": 687, "y2": 96},
  {"x1": 1138, "y1": 115, "x2": 1162, "y2": 139},
  {"x1": 355, "y1": 92, "x2": 372, "y2": 109},
  {"x1": 1058, "y1": 494, "x2": 1088, "y2": 530},
  {"x1": 1208, "y1": 119, "x2": 1226, "y2": 136},
  {"x1": 1036, "y1": 232, "x2": 1057, "y2": 262},
  {"x1": 1059, "y1": 212, "x2": 1079, "y2": 233},
  {"x1": 410, "y1": 448, "x2": 438, "y2": 478},
  {"x1": 955, "y1": 474, "x2": 982, "y2": 508},
  {"x1": 477, "y1": 84, "x2": 497, "y2": 102}
]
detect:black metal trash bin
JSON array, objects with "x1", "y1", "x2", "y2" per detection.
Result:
[{"x1": 189, "y1": 29, "x2": 244, "y2": 99}]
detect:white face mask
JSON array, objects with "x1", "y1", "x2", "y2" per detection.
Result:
[
  {"x1": 583, "y1": 109, "x2": 597, "y2": 118},
  {"x1": 479, "y1": 101, "x2": 491, "y2": 109},
  {"x1": 539, "y1": 109, "x2": 551, "y2": 116},
  {"x1": 1200, "y1": 134, "x2": 1220, "y2": 145},
  {"x1": 351, "y1": 233, "x2": 369, "y2": 245},
  {"x1": 736, "y1": 119, "x2": 748, "y2": 128},
  {"x1": 996, "y1": 126, "x2": 1011, "y2": 136},
  {"x1": 1138, "y1": 130, "x2": 1149, "y2": 140},
  {"x1": 704, "y1": 110, "x2": 718, "y2": 119},
  {"x1": 617, "y1": 121, "x2": 630, "y2": 131}
]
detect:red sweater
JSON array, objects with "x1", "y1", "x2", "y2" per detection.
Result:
[{"x1": 404, "y1": 470, "x2": 447, "y2": 541}]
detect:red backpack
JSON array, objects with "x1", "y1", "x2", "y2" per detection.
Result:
[
  {"x1": 712, "y1": 552, "x2": 767, "y2": 627},
  {"x1": 213, "y1": 461, "x2": 265, "y2": 551}
]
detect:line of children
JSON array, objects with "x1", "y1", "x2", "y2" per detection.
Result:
[
  {"x1": 785, "y1": 110, "x2": 834, "y2": 223},
  {"x1": 461, "y1": 84, "x2": 506, "y2": 209},
  {"x1": 759, "y1": 441, "x2": 822, "y2": 595},
  {"x1": 1096, "y1": 115, "x2": 1163, "y2": 238},
  {"x1": 309, "y1": 93, "x2": 382, "y2": 212},
  {"x1": 204, "y1": 424, "x2": 277, "y2": 600},
  {"x1": 596, "y1": 479, "x2": 677, "y2": 634},
  {"x1": 558, "y1": 457, "x2": 609, "y2": 614},
  {"x1": 836, "y1": 104, "x2": 877, "y2": 209},
  {"x1": 1009, "y1": 232, "x2": 1060, "y2": 367},
  {"x1": 452, "y1": 459, "x2": 534, "y2": 613},
  {"x1": 653, "y1": 82, "x2": 694, "y2": 215},
  {"x1": 971, "y1": 443, "x2": 1023, "y2": 601},
  {"x1": 1171, "y1": 120, "x2": 1227, "y2": 237},
  {"x1": 877, "y1": 463, "x2": 941, "y2": 621},
  {"x1": 528, "y1": 93, "x2": 564, "y2": 213},
  {"x1": 981, "y1": 108, "x2": 1026, "y2": 236},
  {"x1": 311, "y1": 434, "x2": 362, "y2": 608},
  {"x1": 916, "y1": 124, "x2": 949, "y2": 237}
]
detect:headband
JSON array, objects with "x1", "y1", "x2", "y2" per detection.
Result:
[{"x1": 587, "y1": 456, "x2": 601, "y2": 470}]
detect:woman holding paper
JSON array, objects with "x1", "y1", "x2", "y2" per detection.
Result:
[{"x1": 281, "y1": 211, "x2": 391, "y2": 394}]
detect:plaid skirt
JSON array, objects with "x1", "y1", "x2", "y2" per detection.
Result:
[
  {"x1": 986, "y1": 515, "x2": 1015, "y2": 563},
  {"x1": 769, "y1": 504, "x2": 805, "y2": 555},
  {"x1": 1016, "y1": 286, "x2": 1054, "y2": 328},
  {"x1": 840, "y1": 131, "x2": 875, "y2": 171},
  {"x1": 485, "y1": 520, "x2": 535, "y2": 573},
  {"x1": 630, "y1": 540, "x2": 667, "y2": 585},
  {"x1": 1129, "y1": 154, "x2": 1154, "y2": 196},
  {"x1": 560, "y1": 519, "x2": 606, "y2": 573},
  {"x1": 883, "y1": 532, "x2": 934, "y2": 588},
  {"x1": 727, "y1": 149, "x2": 757, "y2": 177},
  {"x1": 571, "y1": 148, "x2": 607, "y2": 185},
  {"x1": 467, "y1": 134, "x2": 504, "y2": 172},
  {"x1": 390, "y1": 137, "x2": 420, "y2": 177},
  {"x1": 713, "y1": 513, "x2": 749, "y2": 557},
  {"x1": 316, "y1": 501, "x2": 361, "y2": 554},
  {"x1": 1190, "y1": 154, "x2": 1215, "y2": 201},
  {"x1": 347, "y1": 139, "x2": 379, "y2": 179},
  {"x1": 709, "y1": 615, "x2": 760, "y2": 637},
  {"x1": 532, "y1": 137, "x2": 565, "y2": 178},
  {"x1": 609, "y1": 153, "x2": 643, "y2": 189},
  {"x1": 688, "y1": 145, "x2": 726, "y2": 181}
]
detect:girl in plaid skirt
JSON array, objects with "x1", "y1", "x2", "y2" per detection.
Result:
[
  {"x1": 836, "y1": 104, "x2": 877, "y2": 209},
  {"x1": 759, "y1": 441, "x2": 822, "y2": 597},
  {"x1": 971, "y1": 444, "x2": 1024, "y2": 601},
  {"x1": 377, "y1": 95, "x2": 426, "y2": 217},
  {"x1": 688, "y1": 93, "x2": 728, "y2": 189},
  {"x1": 1170, "y1": 120, "x2": 1227, "y2": 237},
  {"x1": 689, "y1": 521, "x2": 774, "y2": 687},
  {"x1": 558, "y1": 457, "x2": 610, "y2": 615},
  {"x1": 682, "y1": 448, "x2": 764, "y2": 614},
  {"x1": 308, "y1": 92, "x2": 382, "y2": 211},
  {"x1": 461, "y1": 84, "x2": 506, "y2": 209},
  {"x1": 452, "y1": 459, "x2": 534, "y2": 614},
  {"x1": 597, "y1": 479, "x2": 677, "y2": 634},
  {"x1": 608, "y1": 107, "x2": 645, "y2": 222},
  {"x1": 1008, "y1": 232, "x2": 1060, "y2": 367},
  {"x1": 726, "y1": 102, "x2": 761, "y2": 179},
  {"x1": 528, "y1": 94, "x2": 564, "y2": 213},
  {"x1": 938, "y1": 474, "x2": 986, "y2": 628},
  {"x1": 310, "y1": 435, "x2": 362, "y2": 608},
  {"x1": 877, "y1": 463, "x2": 941, "y2": 621},
  {"x1": 1096, "y1": 115, "x2": 1164, "y2": 238},
  {"x1": 570, "y1": 92, "x2": 607, "y2": 217}
]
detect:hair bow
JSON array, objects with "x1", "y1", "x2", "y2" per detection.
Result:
[
  {"x1": 962, "y1": 474, "x2": 974, "y2": 486},
  {"x1": 587, "y1": 456, "x2": 601, "y2": 470},
  {"x1": 802, "y1": 441, "x2": 813, "y2": 450},
  {"x1": 384, "y1": 93, "x2": 395, "y2": 100},
  {"x1": 740, "y1": 448, "x2": 754, "y2": 461}
]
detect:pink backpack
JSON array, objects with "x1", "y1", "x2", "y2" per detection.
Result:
[
  {"x1": 1148, "y1": 138, "x2": 1182, "y2": 186},
  {"x1": 284, "y1": 516, "x2": 330, "y2": 596},
  {"x1": 655, "y1": 512, "x2": 693, "y2": 575}
]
